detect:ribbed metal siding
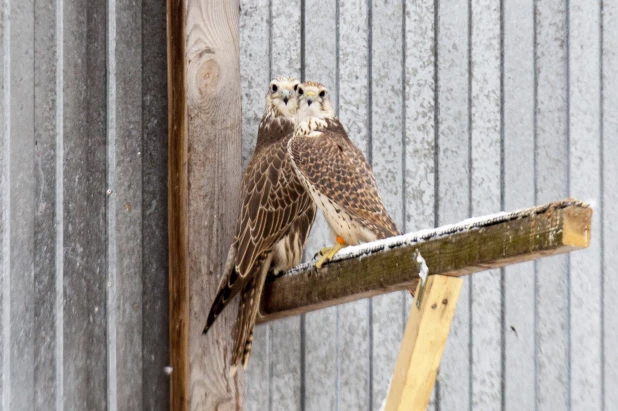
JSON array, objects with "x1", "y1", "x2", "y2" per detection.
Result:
[
  {"x1": 0, "y1": 0, "x2": 169, "y2": 409},
  {"x1": 241, "y1": 0, "x2": 616, "y2": 410}
]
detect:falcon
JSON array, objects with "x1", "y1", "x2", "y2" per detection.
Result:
[
  {"x1": 203, "y1": 77, "x2": 316, "y2": 369},
  {"x1": 289, "y1": 81, "x2": 400, "y2": 268}
]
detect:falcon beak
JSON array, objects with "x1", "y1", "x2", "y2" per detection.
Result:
[
  {"x1": 306, "y1": 90, "x2": 316, "y2": 106},
  {"x1": 280, "y1": 89, "x2": 291, "y2": 105},
  {"x1": 306, "y1": 97, "x2": 314, "y2": 106}
]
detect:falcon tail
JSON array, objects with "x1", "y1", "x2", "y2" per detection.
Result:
[
  {"x1": 231, "y1": 256, "x2": 271, "y2": 369},
  {"x1": 203, "y1": 244, "x2": 245, "y2": 335}
]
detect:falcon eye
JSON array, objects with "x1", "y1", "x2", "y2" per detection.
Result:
[
  {"x1": 271, "y1": 84, "x2": 278, "y2": 92},
  {"x1": 319, "y1": 90, "x2": 326, "y2": 97},
  {"x1": 293, "y1": 84, "x2": 298, "y2": 91},
  {"x1": 297, "y1": 88, "x2": 304, "y2": 95}
]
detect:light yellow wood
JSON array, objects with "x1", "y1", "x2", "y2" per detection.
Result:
[{"x1": 384, "y1": 275, "x2": 463, "y2": 411}]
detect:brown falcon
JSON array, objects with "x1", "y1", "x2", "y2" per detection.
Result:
[
  {"x1": 289, "y1": 81, "x2": 400, "y2": 268},
  {"x1": 203, "y1": 77, "x2": 316, "y2": 369}
]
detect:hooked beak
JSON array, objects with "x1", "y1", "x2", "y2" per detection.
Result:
[
  {"x1": 306, "y1": 97, "x2": 314, "y2": 106},
  {"x1": 306, "y1": 91, "x2": 316, "y2": 107},
  {"x1": 281, "y1": 89, "x2": 291, "y2": 105}
]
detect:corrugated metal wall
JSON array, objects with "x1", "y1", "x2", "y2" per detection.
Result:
[
  {"x1": 0, "y1": 0, "x2": 169, "y2": 410},
  {"x1": 241, "y1": 0, "x2": 617, "y2": 410},
  {"x1": 1, "y1": 0, "x2": 615, "y2": 410}
]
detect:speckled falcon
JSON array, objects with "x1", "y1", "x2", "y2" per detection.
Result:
[
  {"x1": 203, "y1": 77, "x2": 316, "y2": 369},
  {"x1": 289, "y1": 81, "x2": 400, "y2": 268}
]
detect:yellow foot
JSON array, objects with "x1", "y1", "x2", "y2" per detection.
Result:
[{"x1": 315, "y1": 236, "x2": 347, "y2": 269}]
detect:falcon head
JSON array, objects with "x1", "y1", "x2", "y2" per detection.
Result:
[
  {"x1": 266, "y1": 76, "x2": 300, "y2": 117},
  {"x1": 295, "y1": 81, "x2": 336, "y2": 120}
]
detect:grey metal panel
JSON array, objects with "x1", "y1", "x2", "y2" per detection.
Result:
[
  {"x1": 303, "y1": 0, "x2": 338, "y2": 409},
  {"x1": 337, "y1": 0, "x2": 371, "y2": 409},
  {"x1": 61, "y1": 0, "x2": 108, "y2": 408},
  {"x1": 241, "y1": 0, "x2": 272, "y2": 409},
  {"x1": 269, "y1": 1, "x2": 302, "y2": 409},
  {"x1": 503, "y1": 0, "x2": 536, "y2": 409},
  {"x1": 568, "y1": 1, "x2": 603, "y2": 409},
  {"x1": 435, "y1": 1, "x2": 471, "y2": 410},
  {"x1": 108, "y1": 0, "x2": 144, "y2": 409},
  {"x1": 602, "y1": 1, "x2": 618, "y2": 409},
  {"x1": 534, "y1": 0, "x2": 569, "y2": 409},
  {"x1": 141, "y1": 0, "x2": 169, "y2": 408},
  {"x1": 9, "y1": 1, "x2": 36, "y2": 410},
  {"x1": 469, "y1": 0, "x2": 502, "y2": 408},
  {"x1": 0, "y1": 0, "x2": 6, "y2": 406},
  {"x1": 402, "y1": 0, "x2": 437, "y2": 407},
  {"x1": 370, "y1": 0, "x2": 405, "y2": 408},
  {"x1": 33, "y1": 0, "x2": 59, "y2": 409}
]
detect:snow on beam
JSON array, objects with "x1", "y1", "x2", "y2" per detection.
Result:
[{"x1": 257, "y1": 198, "x2": 592, "y2": 323}]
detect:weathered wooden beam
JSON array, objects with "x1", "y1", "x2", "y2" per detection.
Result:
[
  {"x1": 383, "y1": 275, "x2": 463, "y2": 411},
  {"x1": 258, "y1": 199, "x2": 592, "y2": 323},
  {"x1": 167, "y1": 0, "x2": 243, "y2": 410}
]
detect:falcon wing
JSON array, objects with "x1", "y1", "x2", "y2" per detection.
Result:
[
  {"x1": 288, "y1": 124, "x2": 400, "y2": 239},
  {"x1": 204, "y1": 131, "x2": 310, "y2": 334}
]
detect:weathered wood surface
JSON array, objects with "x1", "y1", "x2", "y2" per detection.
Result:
[
  {"x1": 168, "y1": 0, "x2": 243, "y2": 410},
  {"x1": 258, "y1": 200, "x2": 591, "y2": 323},
  {"x1": 383, "y1": 275, "x2": 463, "y2": 411}
]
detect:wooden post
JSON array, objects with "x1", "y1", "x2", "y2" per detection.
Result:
[
  {"x1": 383, "y1": 276, "x2": 463, "y2": 411},
  {"x1": 167, "y1": 0, "x2": 243, "y2": 409}
]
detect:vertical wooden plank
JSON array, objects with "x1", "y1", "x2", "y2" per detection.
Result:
[
  {"x1": 370, "y1": 0, "x2": 405, "y2": 408},
  {"x1": 303, "y1": 0, "x2": 338, "y2": 410},
  {"x1": 436, "y1": 0, "x2": 471, "y2": 409},
  {"x1": 8, "y1": 1, "x2": 36, "y2": 409},
  {"x1": 338, "y1": 0, "x2": 371, "y2": 409},
  {"x1": 470, "y1": 0, "x2": 502, "y2": 408},
  {"x1": 170, "y1": 0, "x2": 243, "y2": 409},
  {"x1": 239, "y1": 0, "x2": 271, "y2": 410},
  {"x1": 602, "y1": 1, "x2": 618, "y2": 409},
  {"x1": 33, "y1": 0, "x2": 59, "y2": 408},
  {"x1": 503, "y1": 0, "x2": 535, "y2": 409},
  {"x1": 535, "y1": 0, "x2": 569, "y2": 409},
  {"x1": 142, "y1": 0, "x2": 170, "y2": 407},
  {"x1": 108, "y1": 0, "x2": 144, "y2": 408},
  {"x1": 269, "y1": 1, "x2": 302, "y2": 409},
  {"x1": 62, "y1": 0, "x2": 108, "y2": 408},
  {"x1": 568, "y1": 0, "x2": 602, "y2": 409},
  {"x1": 403, "y1": 0, "x2": 437, "y2": 407}
]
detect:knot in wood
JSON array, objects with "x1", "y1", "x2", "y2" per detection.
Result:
[{"x1": 187, "y1": 50, "x2": 220, "y2": 107}]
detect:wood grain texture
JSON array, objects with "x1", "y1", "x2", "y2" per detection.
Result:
[
  {"x1": 168, "y1": 0, "x2": 243, "y2": 409},
  {"x1": 603, "y1": 1, "x2": 618, "y2": 409},
  {"x1": 503, "y1": 0, "x2": 536, "y2": 409},
  {"x1": 303, "y1": 0, "x2": 338, "y2": 409},
  {"x1": 258, "y1": 201, "x2": 592, "y2": 322},
  {"x1": 337, "y1": 1, "x2": 372, "y2": 409},
  {"x1": 568, "y1": 1, "x2": 602, "y2": 409},
  {"x1": 470, "y1": 0, "x2": 502, "y2": 407},
  {"x1": 534, "y1": 0, "x2": 569, "y2": 408},
  {"x1": 383, "y1": 276, "x2": 462, "y2": 411},
  {"x1": 435, "y1": 1, "x2": 471, "y2": 408}
]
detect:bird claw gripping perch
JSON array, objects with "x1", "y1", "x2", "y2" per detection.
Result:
[{"x1": 414, "y1": 250, "x2": 429, "y2": 308}]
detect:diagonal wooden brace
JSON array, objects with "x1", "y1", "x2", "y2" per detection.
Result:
[{"x1": 383, "y1": 275, "x2": 463, "y2": 411}]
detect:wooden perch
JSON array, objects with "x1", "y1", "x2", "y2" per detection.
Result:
[{"x1": 258, "y1": 199, "x2": 592, "y2": 323}]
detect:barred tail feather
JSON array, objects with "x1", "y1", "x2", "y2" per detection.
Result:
[
  {"x1": 231, "y1": 255, "x2": 272, "y2": 368},
  {"x1": 203, "y1": 243, "x2": 239, "y2": 335}
]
